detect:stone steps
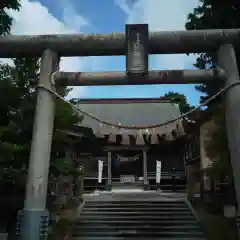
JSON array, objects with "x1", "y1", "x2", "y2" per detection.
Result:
[
  {"x1": 73, "y1": 231, "x2": 205, "y2": 237},
  {"x1": 72, "y1": 196, "x2": 206, "y2": 239},
  {"x1": 72, "y1": 237, "x2": 205, "y2": 240},
  {"x1": 76, "y1": 219, "x2": 200, "y2": 225},
  {"x1": 83, "y1": 207, "x2": 190, "y2": 211}
]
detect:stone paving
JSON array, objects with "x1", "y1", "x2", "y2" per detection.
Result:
[{"x1": 83, "y1": 188, "x2": 187, "y2": 202}]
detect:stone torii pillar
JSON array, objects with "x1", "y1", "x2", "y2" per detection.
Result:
[
  {"x1": 218, "y1": 44, "x2": 240, "y2": 214},
  {"x1": 21, "y1": 50, "x2": 59, "y2": 240}
]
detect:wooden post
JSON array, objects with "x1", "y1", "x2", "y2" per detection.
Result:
[
  {"x1": 143, "y1": 149, "x2": 148, "y2": 190},
  {"x1": 107, "y1": 151, "x2": 112, "y2": 191},
  {"x1": 75, "y1": 166, "x2": 84, "y2": 198},
  {"x1": 218, "y1": 44, "x2": 240, "y2": 215}
]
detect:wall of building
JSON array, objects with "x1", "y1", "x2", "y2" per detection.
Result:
[
  {"x1": 147, "y1": 152, "x2": 184, "y2": 173},
  {"x1": 77, "y1": 147, "x2": 185, "y2": 179},
  {"x1": 199, "y1": 120, "x2": 217, "y2": 191},
  {"x1": 77, "y1": 155, "x2": 99, "y2": 177},
  {"x1": 183, "y1": 119, "x2": 216, "y2": 196},
  {"x1": 186, "y1": 160, "x2": 201, "y2": 195},
  {"x1": 200, "y1": 120, "x2": 215, "y2": 169}
]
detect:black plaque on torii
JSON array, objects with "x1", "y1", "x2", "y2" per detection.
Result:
[{"x1": 125, "y1": 24, "x2": 149, "y2": 78}]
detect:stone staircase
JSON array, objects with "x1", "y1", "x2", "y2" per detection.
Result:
[{"x1": 72, "y1": 192, "x2": 206, "y2": 239}]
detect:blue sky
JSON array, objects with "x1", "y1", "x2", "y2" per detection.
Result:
[{"x1": 9, "y1": 0, "x2": 202, "y2": 106}]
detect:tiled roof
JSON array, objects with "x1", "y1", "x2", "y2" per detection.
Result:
[{"x1": 76, "y1": 98, "x2": 185, "y2": 141}]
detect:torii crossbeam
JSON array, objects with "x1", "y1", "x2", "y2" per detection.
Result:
[{"x1": 1, "y1": 27, "x2": 240, "y2": 240}]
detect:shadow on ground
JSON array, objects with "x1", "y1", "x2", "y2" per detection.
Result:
[{"x1": 192, "y1": 199, "x2": 239, "y2": 240}]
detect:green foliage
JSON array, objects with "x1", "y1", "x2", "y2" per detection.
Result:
[
  {"x1": 185, "y1": 0, "x2": 240, "y2": 180},
  {"x1": 185, "y1": 0, "x2": 240, "y2": 108},
  {"x1": 61, "y1": 197, "x2": 82, "y2": 210},
  {"x1": 164, "y1": 92, "x2": 194, "y2": 113},
  {"x1": 0, "y1": 0, "x2": 21, "y2": 35},
  {"x1": 51, "y1": 158, "x2": 73, "y2": 176},
  {"x1": 48, "y1": 218, "x2": 72, "y2": 240},
  {"x1": 192, "y1": 199, "x2": 238, "y2": 240},
  {"x1": 0, "y1": 57, "x2": 81, "y2": 191}
]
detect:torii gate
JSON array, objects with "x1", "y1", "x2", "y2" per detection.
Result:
[{"x1": 1, "y1": 26, "x2": 240, "y2": 239}]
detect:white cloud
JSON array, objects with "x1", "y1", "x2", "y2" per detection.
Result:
[
  {"x1": 5, "y1": 0, "x2": 95, "y2": 98},
  {"x1": 115, "y1": 0, "x2": 199, "y2": 70},
  {"x1": 2, "y1": 0, "x2": 201, "y2": 100},
  {"x1": 114, "y1": 0, "x2": 132, "y2": 16},
  {"x1": 61, "y1": 3, "x2": 89, "y2": 30}
]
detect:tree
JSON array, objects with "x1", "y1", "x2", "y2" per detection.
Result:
[
  {"x1": 0, "y1": 57, "x2": 83, "y2": 238},
  {"x1": 185, "y1": 0, "x2": 240, "y2": 180},
  {"x1": 163, "y1": 92, "x2": 194, "y2": 114},
  {"x1": 0, "y1": 0, "x2": 22, "y2": 190},
  {"x1": 0, "y1": 57, "x2": 81, "y2": 189},
  {"x1": 0, "y1": 0, "x2": 82, "y2": 196},
  {"x1": 185, "y1": 0, "x2": 240, "y2": 108},
  {"x1": 0, "y1": 0, "x2": 21, "y2": 35}
]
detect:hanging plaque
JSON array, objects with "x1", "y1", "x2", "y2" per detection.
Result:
[
  {"x1": 125, "y1": 24, "x2": 149, "y2": 78},
  {"x1": 116, "y1": 154, "x2": 140, "y2": 162}
]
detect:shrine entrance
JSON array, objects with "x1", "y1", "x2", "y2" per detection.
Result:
[
  {"x1": 112, "y1": 151, "x2": 143, "y2": 184},
  {"x1": 5, "y1": 23, "x2": 240, "y2": 239}
]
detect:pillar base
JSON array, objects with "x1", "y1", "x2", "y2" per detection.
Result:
[
  {"x1": 106, "y1": 184, "x2": 112, "y2": 191},
  {"x1": 144, "y1": 184, "x2": 149, "y2": 191},
  {"x1": 20, "y1": 209, "x2": 49, "y2": 240}
]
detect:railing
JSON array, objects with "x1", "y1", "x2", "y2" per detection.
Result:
[
  {"x1": 148, "y1": 170, "x2": 186, "y2": 192},
  {"x1": 147, "y1": 171, "x2": 185, "y2": 179},
  {"x1": 84, "y1": 171, "x2": 185, "y2": 180},
  {"x1": 82, "y1": 170, "x2": 186, "y2": 192}
]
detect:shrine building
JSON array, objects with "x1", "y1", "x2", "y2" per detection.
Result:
[{"x1": 63, "y1": 98, "x2": 201, "y2": 193}]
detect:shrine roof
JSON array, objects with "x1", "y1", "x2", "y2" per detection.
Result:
[{"x1": 74, "y1": 98, "x2": 185, "y2": 139}]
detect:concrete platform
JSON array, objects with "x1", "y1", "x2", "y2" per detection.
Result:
[{"x1": 83, "y1": 189, "x2": 186, "y2": 202}]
